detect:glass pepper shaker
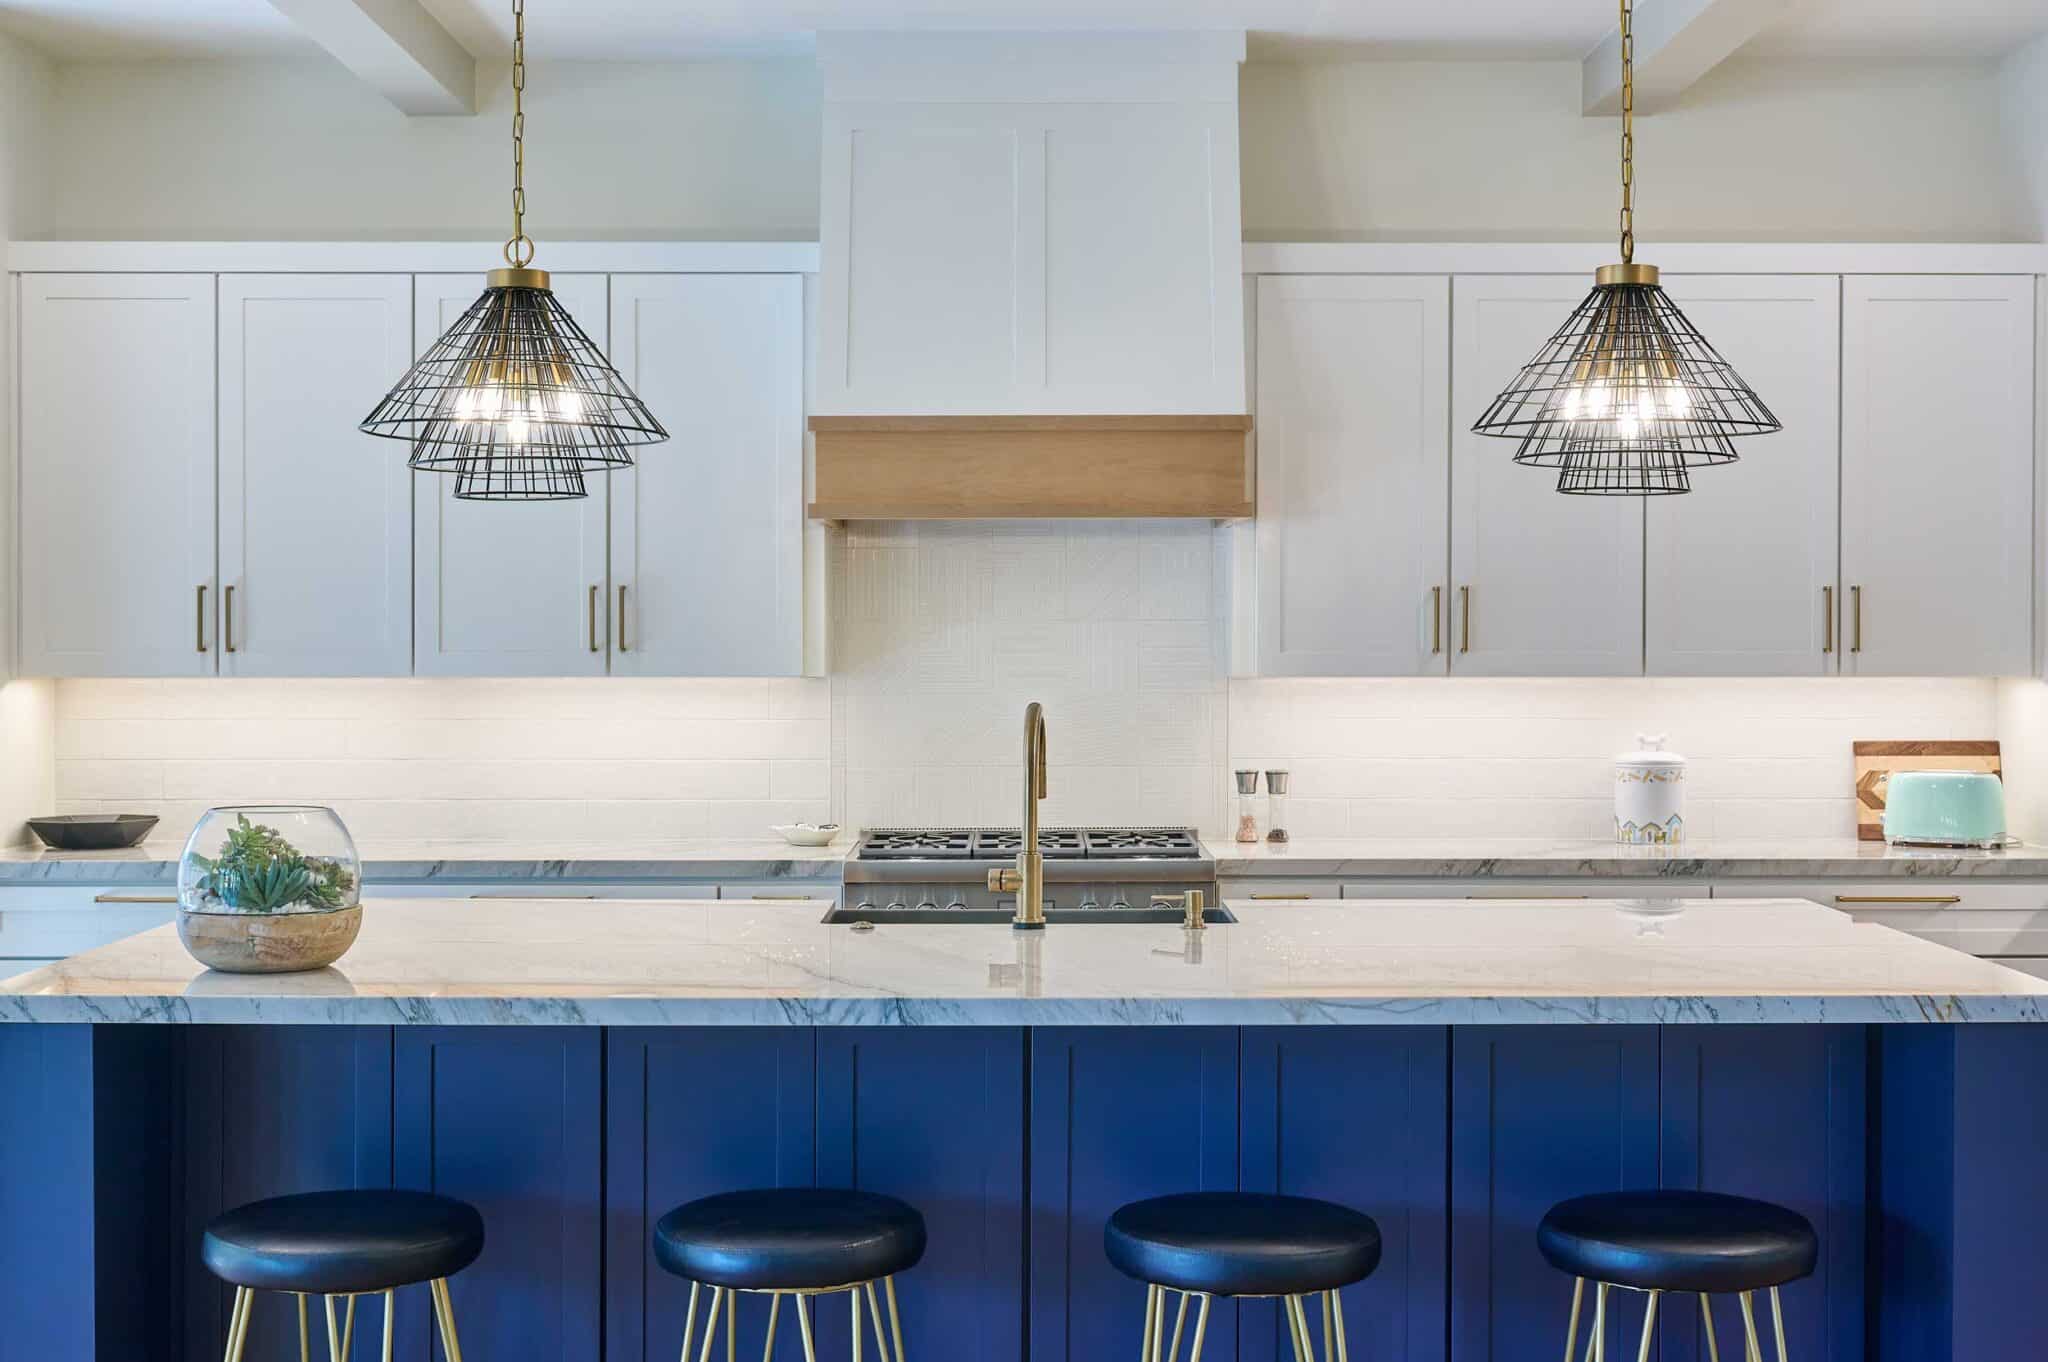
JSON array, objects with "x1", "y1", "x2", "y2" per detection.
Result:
[
  {"x1": 1234, "y1": 770, "x2": 1262, "y2": 843},
  {"x1": 1264, "y1": 770, "x2": 1291, "y2": 844}
]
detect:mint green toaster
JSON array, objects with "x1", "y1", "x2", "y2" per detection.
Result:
[{"x1": 1882, "y1": 770, "x2": 2008, "y2": 848}]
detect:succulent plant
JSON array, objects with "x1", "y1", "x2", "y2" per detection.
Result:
[{"x1": 187, "y1": 814, "x2": 356, "y2": 914}]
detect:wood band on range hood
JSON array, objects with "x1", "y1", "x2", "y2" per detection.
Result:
[{"x1": 807, "y1": 414, "x2": 1255, "y2": 520}]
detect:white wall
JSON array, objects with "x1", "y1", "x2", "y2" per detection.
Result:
[
  {"x1": 43, "y1": 57, "x2": 821, "y2": 239},
  {"x1": 1241, "y1": 56, "x2": 2036, "y2": 241},
  {"x1": 0, "y1": 30, "x2": 55, "y2": 845},
  {"x1": 51, "y1": 670, "x2": 1997, "y2": 846}
]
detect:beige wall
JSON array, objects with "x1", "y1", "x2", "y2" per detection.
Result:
[
  {"x1": 1240, "y1": 56, "x2": 2035, "y2": 241},
  {"x1": 1, "y1": 30, "x2": 55, "y2": 845},
  {"x1": 43, "y1": 57, "x2": 821, "y2": 239},
  {"x1": 27, "y1": 51, "x2": 2038, "y2": 243}
]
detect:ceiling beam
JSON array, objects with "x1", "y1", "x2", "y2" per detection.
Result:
[
  {"x1": 267, "y1": 0, "x2": 476, "y2": 115},
  {"x1": 1582, "y1": 0, "x2": 1794, "y2": 115}
]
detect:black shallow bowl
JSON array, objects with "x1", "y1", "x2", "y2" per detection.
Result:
[{"x1": 27, "y1": 814, "x2": 160, "y2": 851}]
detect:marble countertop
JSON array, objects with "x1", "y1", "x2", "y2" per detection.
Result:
[
  {"x1": 6, "y1": 836, "x2": 2046, "y2": 885},
  {"x1": 4, "y1": 897, "x2": 2043, "y2": 1026},
  {"x1": 1208, "y1": 837, "x2": 2048, "y2": 879},
  {"x1": 0, "y1": 838, "x2": 850, "y2": 884}
]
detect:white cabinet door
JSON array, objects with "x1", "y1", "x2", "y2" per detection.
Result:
[
  {"x1": 412, "y1": 273, "x2": 610, "y2": 677},
  {"x1": 1254, "y1": 275, "x2": 1450, "y2": 675},
  {"x1": 1450, "y1": 276, "x2": 1645, "y2": 676},
  {"x1": 17, "y1": 274, "x2": 217, "y2": 676},
  {"x1": 1841, "y1": 276, "x2": 2035, "y2": 676},
  {"x1": 219, "y1": 275, "x2": 413, "y2": 676},
  {"x1": 819, "y1": 99, "x2": 1243, "y2": 415},
  {"x1": 1646, "y1": 276, "x2": 1841, "y2": 676},
  {"x1": 608, "y1": 275, "x2": 804, "y2": 676}
]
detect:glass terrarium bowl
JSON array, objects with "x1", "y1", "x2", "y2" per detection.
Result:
[{"x1": 176, "y1": 806, "x2": 363, "y2": 973}]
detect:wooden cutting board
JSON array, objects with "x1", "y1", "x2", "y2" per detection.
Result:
[{"x1": 1852, "y1": 740, "x2": 2002, "y2": 841}]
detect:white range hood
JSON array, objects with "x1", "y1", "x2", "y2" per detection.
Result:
[{"x1": 810, "y1": 31, "x2": 1252, "y2": 519}]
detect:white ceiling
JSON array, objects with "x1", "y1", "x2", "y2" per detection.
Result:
[{"x1": 2, "y1": 0, "x2": 2044, "y2": 64}]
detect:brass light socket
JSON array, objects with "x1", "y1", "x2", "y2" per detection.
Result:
[
  {"x1": 1595, "y1": 262, "x2": 1660, "y2": 287},
  {"x1": 487, "y1": 266, "x2": 552, "y2": 290}
]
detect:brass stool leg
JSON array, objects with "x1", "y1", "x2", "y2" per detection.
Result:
[
  {"x1": 1328, "y1": 1290, "x2": 1346, "y2": 1362},
  {"x1": 381, "y1": 1290, "x2": 395, "y2": 1362},
  {"x1": 680, "y1": 1281, "x2": 703, "y2": 1362},
  {"x1": 1186, "y1": 1293, "x2": 1212, "y2": 1362},
  {"x1": 795, "y1": 1291, "x2": 819, "y2": 1362},
  {"x1": 1141, "y1": 1284, "x2": 1160, "y2": 1362},
  {"x1": 1699, "y1": 1294, "x2": 1722, "y2": 1362},
  {"x1": 851, "y1": 1281, "x2": 864, "y2": 1362},
  {"x1": 1769, "y1": 1287, "x2": 1789, "y2": 1362},
  {"x1": 223, "y1": 1286, "x2": 255, "y2": 1362},
  {"x1": 1633, "y1": 1291, "x2": 1661, "y2": 1362},
  {"x1": 324, "y1": 1293, "x2": 341, "y2": 1362},
  {"x1": 863, "y1": 1282, "x2": 890, "y2": 1362},
  {"x1": 1564, "y1": 1279, "x2": 1586, "y2": 1362},
  {"x1": 1166, "y1": 1291, "x2": 1190, "y2": 1362},
  {"x1": 700, "y1": 1287, "x2": 727, "y2": 1362},
  {"x1": 1593, "y1": 1283, "x2": 1610, "y2": 1362},
  {"x1": 1738, "y1": 1292, "x2": 1763, "y2": 1362},
  {"x1": 298, "y1": 1292, "x2": 311, "y2": 1362},
  {"x1": 884, "y1": 1277, "x2": 907, "y2": 1362},
  {"x1": 431, "y1": 1277, "x2": 467, "y2": 1362},
  {"x1": 765, "y1": 1292, "x2": 785, "y2": 1362}
]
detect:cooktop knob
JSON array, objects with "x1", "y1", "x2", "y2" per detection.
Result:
[
  {"x1": 945, "y1": 898, "x2": 969, "y2": 911},
  {"x1": 885, "y1": 898, "x2": 909, "y2": 912},
  {"x1": 1108, "y1": 895, "x2": 1131, "y2": 911},
  {"x1": 853, "y1": 899, "x2": 877, "y2": 913},
  {"x1": 914, "y1": 898, "x2": 938, "y2": 912}
]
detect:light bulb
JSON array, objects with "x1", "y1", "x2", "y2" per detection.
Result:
[
  {"x1": 1617, "y1": 412, "x2": 1641, "y2": 441},
  {"x1": 508, "y1": 414, "x2": 531, "y2": 444},
  {"x1": 1664, "y1": 384, "x2": 1691, "y2": 416},
  {"x1": 552, "y1": 388, "x2": 584, "y2": 422},
  {"x1": 453, "y1": 389, "x2": 479, "y2": 422},
  {"x1": 1636, "y1": 391, "x2": 1657, "y2": 423},
  {"x1": 1560, "y1": 389, "x2": 1584, "y2": 422},
  {"x1": 1584, "y1": 382, "x2": 1610, "y2": 418}
]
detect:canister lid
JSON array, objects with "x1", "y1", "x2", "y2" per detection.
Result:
[{"x1": 1615, "y1": 733, "x2": 1686, "y2": 769}]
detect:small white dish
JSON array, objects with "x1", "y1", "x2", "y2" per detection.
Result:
[{"x1": 772, "y1": 823, "x2": 840, "y2": 847}]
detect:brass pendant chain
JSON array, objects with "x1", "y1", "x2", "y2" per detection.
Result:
[
  {"x1": 505, "y1": 0, "x2": 534, "y2": 269},
  {"x1": 1618, "y1": 0, "x2": 1635, "y2": 265}
]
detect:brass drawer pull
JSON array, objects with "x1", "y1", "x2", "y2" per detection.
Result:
[
  {"x1": 224, "y1": 585, "x2": 237, "y2": 654},
  {"x1": 1466, "y1": 894, "x2": 1590, "y2": 900},
  {"x1": 1430, "y1": 586, "x2": 1442, "y2": 655},
  {"x1": 749, "y1": 894, "x2": 816, "y2": 901},
  {"x1": 1851, "y1": 585, "x2": 1863, "y2": 653},
  {"x1": 468, "y1": 893, "x2": 598, "y2": 900},
  {"x1": 1834, "y1": 894, "x2": 1960, "y2": 906},
  {"x1": 1822, "y1": 585, "x2": 1833, "y2": 654},
  {"x1": 588, "y1": 585, "x2": 601, "y2": 653},
  {"x1": 617, "y1": 585, "x2": 630, "y2": 652},
  {"x1": 1249, "y1": 893, "x2": 1313, "y2": 901},
  {"x1": 93, "y1": 893, "x2": 178, "y2": 904},
  {"x1": 1459, "y1": 585, "x2": 1471, "y2": 654},
  {"x1": 196, "y1": 584, "x2": 208, "y2": 653}
]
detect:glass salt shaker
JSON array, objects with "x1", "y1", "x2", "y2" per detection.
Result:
[
  {"x1": 1234, "y1": 770, "x2": 1262, "y2": 843},
  {"x1": 1264, "y1": 770, "x2": 1291, "y2": 844}
]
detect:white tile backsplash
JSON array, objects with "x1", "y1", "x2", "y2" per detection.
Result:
[{"x1": 47, "y1": 527, "x2": 1999, "y2": 845}]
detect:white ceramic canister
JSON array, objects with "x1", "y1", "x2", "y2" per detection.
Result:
[{"x1": 1614, "y1": 734, "x2": 1686, "y2": 845}]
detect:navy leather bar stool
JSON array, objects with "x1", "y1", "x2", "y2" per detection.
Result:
[
  {"x1": 1105, "y1": 1192, "x2": 1382, "y2": 1362},
  {"x1": 1539, "y1": 1190, "x2": 1818, "y2": 1362},
  {"x1": 202, "y1": 1189, "x2": 484, "y2": 1362},
  {"x1": 654, "y1": 1188, "x2": 928, "y2": 1362}
]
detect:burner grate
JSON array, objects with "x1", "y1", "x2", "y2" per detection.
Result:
[
  {"x1": 1083, "y1": 828, "x2": 1202, "y2": 858},
  {"x1": 974, "y1": 829, "x2": 1087, "y2": 859},
  {"x1": 856, "y1": 829, "x2": 975, "y2": 860}
]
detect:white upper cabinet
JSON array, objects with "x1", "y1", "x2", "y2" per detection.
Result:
[
  {"x1": 1646, "y1": 276, "x2": 1841, "y2": 676},
  {"x1": 219, "y1": 275, "x2": 414, "y2": 677},
  {"x1": 1841, "y1": 276, "x2": 2035, "y2": 676},
  {"x1": 1450, "y1": 276, "x2": 1645, "y2": 676},
  {"x1": 1253, "y1": 275, "x2": 1450, "y2": 675},
  {"x1": 816, "y1": 32, "x2": 1245, "y2": 416},
  {"x1": 17, "y1": 275, "x2": 217, "y2": 676},
  {"x1": 412, "y1": 273, "x2": 610, "y2": 677},
  {"x1": 607, "y1": 274, "x2": 804, "y2": 676}
]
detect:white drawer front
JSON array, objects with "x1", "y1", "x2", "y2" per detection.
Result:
[
  {"x1": 1228, "y1": 878, "x2": 1342, "y2": 902},
  {"x1": 1717, "y1": 880, "x2": 2048, "y2": 957}
]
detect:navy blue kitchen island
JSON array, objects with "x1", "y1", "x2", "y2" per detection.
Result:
[{"x1": 2, "y1": 898, "x2": 2044, "y2": 1362}]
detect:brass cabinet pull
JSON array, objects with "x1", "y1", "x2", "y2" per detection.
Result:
[
  {"x1": 1822, "y1": 586, "x2": 1833, "y2": 654},
  {"x1": 1430, "y1": 586, "x2": 1442, "y2": 655},
  {"x1": 1834, "y1": 894, "x2": 1960, "y2": 906},
  {"x1": 195, "y1": 584, "x2": 208, "y2": 652},
  {"x1": 588, "y1": 585, "x2": 600, "y2": 653},
  {"x1": 1459, "y1": 585, "x2": 1471, "y2": 654},
  {"x1": 1850, "y1": 585, "x2": 1862, "y2": 653},
  {"x1": 1249, "y1": 893, "x2": 1313, "y2": 901},
  {"x1": 468, "y1": 893, "x2": 598, "y2": 900},
  {"x1": 93, "y1": 893, "x2": 177, "y2": 904},
  {"x1": 617, "y1": 585, "x2": 630, "y2": 652},
  {"x1": 749, "y1": 894, "x2": 816, "y2": 901},
  {"x1": 1466, "y1": 894, "x2": 1590, "y2": 900},
  {"x1": 224, "y1": 585, "x2": 237, "y2": 654}
]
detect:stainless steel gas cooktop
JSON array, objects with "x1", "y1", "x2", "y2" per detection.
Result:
[{"x1": 842, "y1": 826, "x2": 1215, "y2": 919}]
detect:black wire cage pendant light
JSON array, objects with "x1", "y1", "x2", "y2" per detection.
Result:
[
  {"x1": 359, "y1": 0, "x2": 666, "y2": 500},
  {"x1": 1470, "y1": 0, "x2": 1779, "y2": 496}
]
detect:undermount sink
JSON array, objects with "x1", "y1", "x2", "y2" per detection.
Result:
[{"x1": 822, "y1": 908, "x2": 1235, "y2": 926}]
